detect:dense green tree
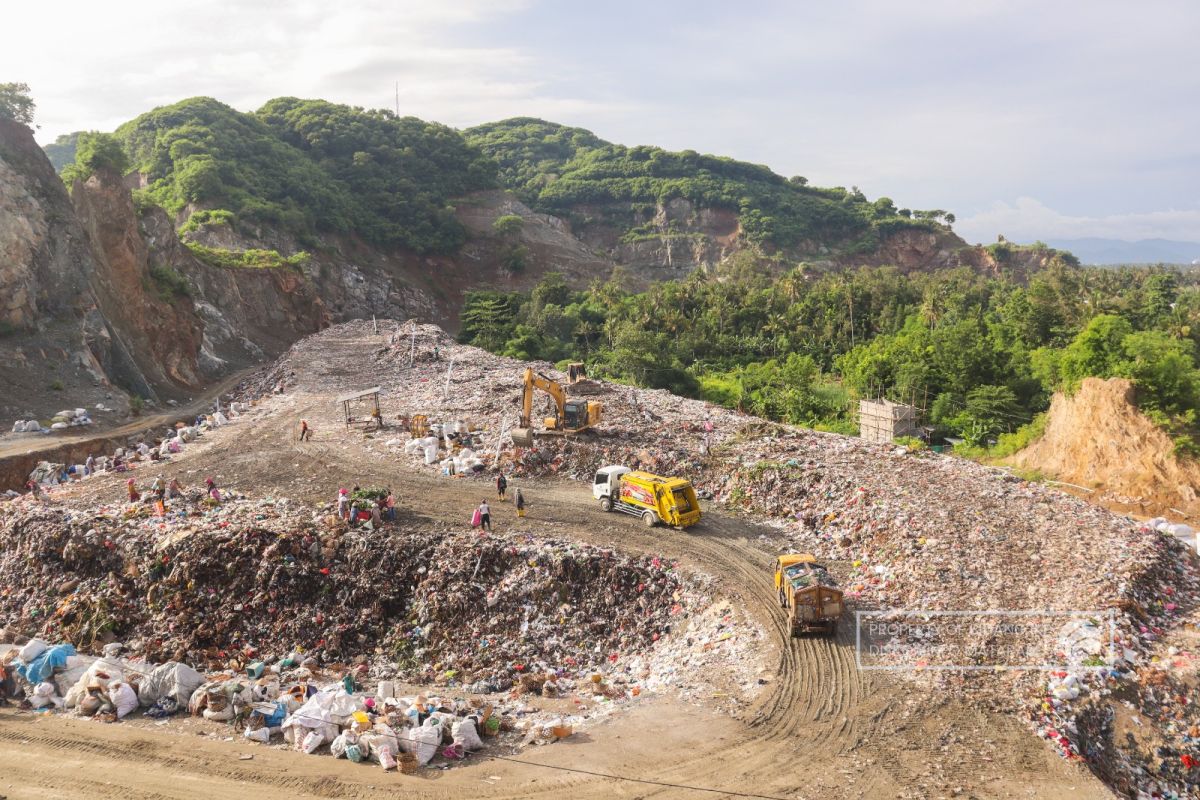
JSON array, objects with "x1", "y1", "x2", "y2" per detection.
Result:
[
  {"x1": 61, "y1": 131, "x2": 130, "y2": 184},
  {"x1": 43, "y1": 132, "x2": 81, "y2": 172},
  {"x1": 0, "y1": 83, "x2": 35, "y2": 126},
  {"x1": 115, "y1": 96, "x2": 494, "y2": 253}
]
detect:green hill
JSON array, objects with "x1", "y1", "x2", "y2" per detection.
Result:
[
  {"x1": 114, "y1": 97, "x2": 494, "y2": 253},
  {"x1": 59, "y1": 100, "x2": 957, "y2": 260},
  {"x1": 464, "y1": 117, "x2": 952, "y2": 251}
]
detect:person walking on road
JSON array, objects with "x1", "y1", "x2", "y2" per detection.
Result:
[
  {"x1": 299, "y1": 420, "x2": 312, "y2": 441},
  {"x1": 496, "y1": 473, "x2": 507, "y2": 501},
  {"x1": 84, "y1": 454, "x2": 94, "y2": 477},
  {"x1": 515, "y1": 488, "x2": 526, "y2": 518},
  {"x1": 478, "y1": 499, "x2": 492, "y2": 531}
]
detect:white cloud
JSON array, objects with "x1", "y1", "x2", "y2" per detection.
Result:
[
  {"x1": 2, "y1": 0, "x2": 625, "y2": 141},
  {"x1": 955, "y1": 197, "x2": 1200, "y2": 243}
]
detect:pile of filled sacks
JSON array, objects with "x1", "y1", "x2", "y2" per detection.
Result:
[
  {"x1": 227, "y1": 677, "x2": 490, "y2": 771},
  {"x1": 2, "y1": 639, "x2": 204, "y2": 722}
]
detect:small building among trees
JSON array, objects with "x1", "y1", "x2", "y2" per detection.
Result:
[{"x1": 858, "y1": 398, "x2": 919, "y2": 444}]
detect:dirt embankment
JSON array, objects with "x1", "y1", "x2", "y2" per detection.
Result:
[{"x1": 1011, "y1": 376, "x2": 1200, "y2": 518}]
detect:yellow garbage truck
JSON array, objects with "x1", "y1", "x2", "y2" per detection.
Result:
[
  {"x1": 592, "y1": 465, "x2": 701, "y2": 529},
  {"x1": 774, "y1": 554, "x2": 844, "y2": 636}
]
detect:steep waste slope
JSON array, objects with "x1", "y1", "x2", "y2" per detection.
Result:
[{"x1": 1011, "y1": 376, "x2": 1200, "y2": 518}]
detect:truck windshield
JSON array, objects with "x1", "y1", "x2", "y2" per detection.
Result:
[{"x1": 594, "y1": 472, "x2": 607, "y2": 485}]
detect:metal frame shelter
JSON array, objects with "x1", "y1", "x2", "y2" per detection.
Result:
[{"x1": 337, "y1": 386, "x2": 381, "y2": 428}]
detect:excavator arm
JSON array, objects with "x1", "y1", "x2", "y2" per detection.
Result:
[{"x1": 518, "y1": 368, "x2": 565, "y2": 428}]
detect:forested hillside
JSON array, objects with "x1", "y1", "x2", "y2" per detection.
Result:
[
  {"x1": 464, "y1": 117, "x2": 954, "y2": 252},
  {"x1": 52, "y1": 102, "x2": 967, "y2": 267},
  {"x1": 114, "y1": 97, "x2": 496, "y2": 253},
  {"x1": 459, "y1": 260, "x2": 1200, "y2": 453}
]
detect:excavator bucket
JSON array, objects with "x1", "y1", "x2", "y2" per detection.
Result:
[{"x1": 511, "y1": 427, "x2": 534, "y2": 448}]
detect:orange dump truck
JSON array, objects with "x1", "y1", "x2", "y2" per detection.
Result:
[{"x1": 774, "y1": 554, "x2": 844, "y2": 636}]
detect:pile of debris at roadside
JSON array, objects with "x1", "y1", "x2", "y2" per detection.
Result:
[
  {"x1": 9, "y1": 407, "x2": 96, "y2": 434},
  {"x1": 8, "y1": 409, "x2": 247, "y2": 500},
  {"x1": 0, "y1": 637, "x2": 595, "y2": 771},
  {"x1": 0, "y1": 496, "x2": 699, "y2": 692}
]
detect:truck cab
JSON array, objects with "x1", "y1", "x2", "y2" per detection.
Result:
[{"x1": 593, "y1": 465, "x2": 701, "y2": 529}]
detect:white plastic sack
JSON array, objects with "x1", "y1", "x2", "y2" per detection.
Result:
[
  {"x1": 29, "y1": 682, "x2": 59, "y2": 709},
  {"x1": 214, "y1": 412, "x2": 229, "y2": 425},
  {"x1": 404, "y1": 720, "x2": 441, "y2": 765},
  {"x1": 361, "y1": 729, "x2": 398, "y2": 765},
  {"x1": 111, "y1": 682, "x2": 138, "y2": 719},
  {"x1": 19, "y1": 639, "x2": 48, "y2": 662},
  {"x1": 53, "y1": 654, "x2": 95, "y2": 699},
  {"x1": 64, "y1": 658, "x2": 125, "y2": 709},
  {"x1": 74, "y1": 408, "x2": 87, "y2": 418},
  {"x1": 424, "y1": 446, "x2": 439, "y2": 465},
  {"x1": 326, "y1": 690, "x2": 360, "y2": 724},
  {"x1": 452, "y1": 717, "x2": 483, "y2": 751},
  {"x1": 30, "y1": 682, "x2": 61, "y2": 710},
  {"x1": 330, "y1": 731, "x2": 356, "y2": 759},
  {"x1": 302, "y1": 730, "x2": 324, "y2": 754},
  {"x1": 137, "y1": 661, "x2": 204, "y2": 707}
]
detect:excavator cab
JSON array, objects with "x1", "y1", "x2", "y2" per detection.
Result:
[{"x1": 562, "y1": 399, "x2": 591, "y2": 429}]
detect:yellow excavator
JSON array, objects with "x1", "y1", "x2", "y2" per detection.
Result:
[{"x1": 511, "y1": 367, "x2": 602, "y2": 447}]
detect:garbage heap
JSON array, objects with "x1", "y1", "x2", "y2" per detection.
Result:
[
  {"x1": 0, "y1": 498, "x2": 688, "y2": 689},
  {"x1": 692, "y1": 427, "x2": 1200, "y2": 797},
  {"x1": 256, "y1": 320, "x2": 744, "y2": 482},
  {"x1": 0, "y1": 636, "x2": 609, "y2": 770}
]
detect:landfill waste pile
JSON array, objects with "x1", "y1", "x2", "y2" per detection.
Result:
[
  {"x1": 0, "y1": 635, "x2": 602, "y2": 769},
  {"x1": 12, "y1": 406, "x2": 245, "y2": 495},
  {"x1": 0, "y1": 483, "x2": 762, "y2": 769},
  {"x1": 234, "y1": 320, "x2": 745, "y2": 484},
  {"x1": 0, "y1": 495, "x2": 729, "y2": 691},
  {"x1": 237, "y1": 321, "x2": 1200, "y2": 797}
]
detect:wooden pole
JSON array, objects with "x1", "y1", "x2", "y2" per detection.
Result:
[{"x1": 443, "y1": 358, "x2": 455, "y2": 400}]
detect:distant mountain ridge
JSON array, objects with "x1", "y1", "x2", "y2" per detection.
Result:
[{"x1": 1043, "y1": 237, "x2": 1200, "y2": 265}]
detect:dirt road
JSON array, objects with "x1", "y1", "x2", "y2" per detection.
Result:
[
  {"x1": 0, "y1": 366, "x2": 263, "y2": 494},
  {"x1": 4, "y1": 373, "x2": 1112, "y2": 800}
]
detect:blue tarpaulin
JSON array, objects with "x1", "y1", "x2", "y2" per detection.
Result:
[{"x1": 16, "y1": 644, "x2": 76, "y2": 684}]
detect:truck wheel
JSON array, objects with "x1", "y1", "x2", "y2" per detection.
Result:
[
  {"x1": 641, "y1": 511, "x2": 656, "y2": 527},
  {"x1": 600, "y1": 497, "x2": 613, "y2": 512},
  {"x1": 828, "y1": 620, "x2": 838, "y2": 637}
]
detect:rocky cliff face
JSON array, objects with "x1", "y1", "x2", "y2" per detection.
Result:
[
  {"x1": 136, "y1": 208, "x2": 328, "y2": 375},
  {"x1": 184, "y1": 189, "x2": 615, "y2": 327},
  {"x1": 72, "y1": 170, "x2": 206, "y2": 397},
  {"x1": 0, "y1": 119, "x2": 327, "y2": 425},
  {"x1": 0, "y1": 118, "x2": 92, "y2": 331}
]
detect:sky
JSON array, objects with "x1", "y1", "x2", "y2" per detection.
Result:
[{"x1": 4, "y1": 0, "x2": 1198, "y2": 244}]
